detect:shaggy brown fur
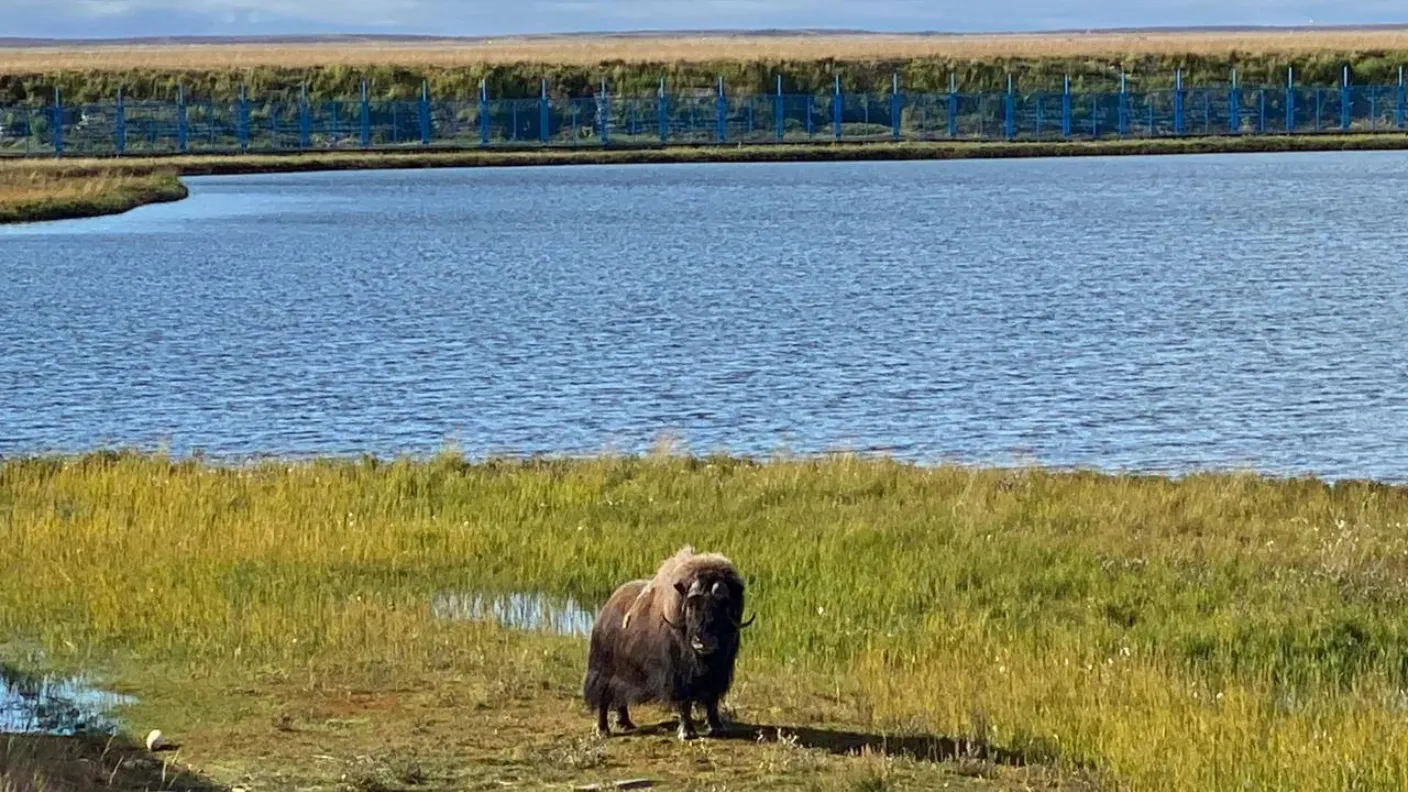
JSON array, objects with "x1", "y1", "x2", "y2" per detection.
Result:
[{"x1": 583, "y1": 545, "x2": 753, "y2": 740}]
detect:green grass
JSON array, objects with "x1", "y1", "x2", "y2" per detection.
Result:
[
  {"x1": 6, "y1": 51, "x2": 1408, "y2": 103},
  {"x1": 5, "y1": 131, "x2": 1408, "y2": 225},
  {"x1": 3, "y1": 450, "x2": 1408, "y2": 790}
]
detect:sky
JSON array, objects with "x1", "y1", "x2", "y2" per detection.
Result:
[{"x1": 2, "y1": 0, "x2": 1407, "y2": 40}]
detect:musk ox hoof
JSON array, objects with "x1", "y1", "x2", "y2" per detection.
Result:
[{"x1": 677, "y1": 725, "x2": 699, "y2": 741}]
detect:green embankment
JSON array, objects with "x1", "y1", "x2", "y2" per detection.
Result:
[
  {"x1": 0, "y1": 165, "x2": 186, "y2": 225},
  {"x1": 5, "y1": 52, "x2": 1408, "y2": 103}
]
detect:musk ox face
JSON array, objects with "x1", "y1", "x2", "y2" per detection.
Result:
[{"x1": 670, "y1": 573, "x2": 753, "y2": 657}]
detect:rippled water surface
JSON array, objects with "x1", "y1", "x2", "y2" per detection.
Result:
[
  {"x1": 0, "y1": 665, "x2": 135, "y2": 735},
  {"x1": 4, "y1": 152, "x2": 1408, "y2": 480}
]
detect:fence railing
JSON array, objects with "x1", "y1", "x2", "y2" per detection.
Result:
[{"x1": 4, "y1": 71, "x2": 1408, "y2": 157}]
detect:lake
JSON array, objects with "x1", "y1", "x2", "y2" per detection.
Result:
[{"x1": 4, "y1": 152, "x2": 1408, "y2": 481}]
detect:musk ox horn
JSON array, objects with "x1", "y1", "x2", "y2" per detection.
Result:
[
  {"x1": 732, "y1": 612, "x2": 755, "y2": 629},
  {"x1": 711, "y1": 581, "x2": 726, "y2": 597}
]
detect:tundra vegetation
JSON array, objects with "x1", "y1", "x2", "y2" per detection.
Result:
[
  {"x1": 4, "y1": 31, "x2": 1408, "y2": 101},
  {"x1": 2, "y1": 450, "x2": 1407, "y2": 790},
  {"x1": 0, "y1": 162, "x2": 185, "y2": 224}
]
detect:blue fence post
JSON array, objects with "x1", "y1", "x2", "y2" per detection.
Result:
[
  {"x1": 238, "y1": 84, "x2": 250, "y2": 151},
  {"x1": 298, "y1": 83, "x2": 310, "y2": 149},
  {"x1": 480, "y1": 79, "x2": 491, "y2": 147},
  {"x1": 832, "y1": 74, "x2": 842, "y2": 140},
  {"x1": 1004, "y1": 73, "x2": 1015, "y2": 140},
  {"x1": 115, "y1": 86, "x2": 126, "y2": 156},
  {"x1": 1285, "y1": 67, "x2": 1295, "y2": 133},
  {"x1": 716, "y1": 76, "x2": 727, "y2": 143},
  {"x1": 658, "y1": 77, "x2": 668, "y2": 144},
  {"x1": 540, "y1": 79, "x2": 549, "y2": 144},
  {"x1": 891, "y1": 72, "x2": 901, "y2": 141},
  {"x1": 359, "y1": 79, "x2": 370, "y2": 148},
  {"x1": 1341, "y1": 66, "x2": 1352, "y2": 132},
  {"x1": 1398, "y1": 66, "x2": 1406, "y2": 130},
  {"x1": 1229, "y1": 70, "x2": 1240, "y2": 135},
  {"x1": 775, "y1": 75, "x2": 784, "y2": 143},
  {"x1": 1173, "y1": 69, "x2": 1185, "y2": 135},
  {"x1": 51, "y1": 87, "x2": 63, "y2": 158},
  {"x1": 1061, "y1": 75, "x2": 1071, "y2": 138},
  {"x1": 948, "y1": 72, "x2": 959, "y2": 139},
  {"x1": 1118, "y1": 70, "x2": 1129, "y2": 137},
  {"x1": 597, "y1": 79, "x2": 609, "y2": 146},
  {"x1": 177, "y1": 85, "x2": 188, "y2": 153},
  {"x1": 1258, "y1": 88, "x2": 1266, "y2": 133},
  {"x1": 419, "y1": 81, "x2": 430, "y2": 146}
]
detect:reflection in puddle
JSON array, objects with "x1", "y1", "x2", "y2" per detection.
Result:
[
  {"x1": 0, "y1": 665, "x2": 136, "y2": 736},
  {"x1": 432, "y1": 591, "x2": 599, "y2": 637}
]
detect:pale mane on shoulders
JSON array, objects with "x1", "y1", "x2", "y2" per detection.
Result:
[{"x1": 621, "y1": 545, "x2": 742, "y2": 628}]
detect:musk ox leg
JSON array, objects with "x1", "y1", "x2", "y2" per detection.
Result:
[
  {"x1": 703, "y1": 698, "x2": 725, "y2": 737},
  {"x1": 616, "y1": 706, "x2": 637, "y2": 732},
  {"x1": 595, "y1": 702, "x2": 610, "y2": 737},
  {"x1": 675, "y1": 702, "x2": 698, "y2": 741}
]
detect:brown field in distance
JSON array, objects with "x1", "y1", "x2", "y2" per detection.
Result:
[{"x1": 4, "y1": 29, "x2": 1408, "y2": 71}]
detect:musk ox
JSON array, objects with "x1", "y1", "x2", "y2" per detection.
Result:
[{"x1": 582, "y1": 545, "x2": 755, "y2": 741}]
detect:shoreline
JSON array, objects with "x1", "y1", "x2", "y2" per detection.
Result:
[
  {"x1": 3, "y1": 132, "x2": 1408, "y2": 223},
  {"x1": 0, "y1": 448, "x2": 1400, "y2": 488}
]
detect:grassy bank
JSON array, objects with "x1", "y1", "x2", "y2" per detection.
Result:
[
  {"x1": 0, "y1": 163, "x2": 185, "y2": 224},
  {"x1": 4, "y1": 31, "x2": 1408, "y2": 101},
  {"x1": 4, "y1": 132, "x2": 1408, "y2": 224},
  {"x1": 3, "y1": 451, "x2": 1408, "y2": 790}
]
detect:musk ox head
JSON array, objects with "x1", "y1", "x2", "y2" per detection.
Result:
[{"x1": 661, "y1": 557, "x2": 755, "y2": 657}]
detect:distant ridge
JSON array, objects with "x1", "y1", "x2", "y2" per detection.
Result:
[{"x1": 4, "y1": 23, "x2": 1408, "y2": 48}]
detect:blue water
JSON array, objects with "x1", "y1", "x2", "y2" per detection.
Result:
[
  {"x1": 0, "y1": 665, "x2": 135, "y2": 735},
  {"x1": 4, "y1": 152, "x2": 1408, "y2": 481}
]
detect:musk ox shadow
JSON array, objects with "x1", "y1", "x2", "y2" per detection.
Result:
[
  {"x1": 715, "y1": 723, "x2": 1039, "y2": 766},
  {"x1": 0, "y1": 730, "x2": 226, "y2": 792},
  {"x1": 598, "y1": 718, "x2": 1043, "y2": 767},
  {"x1": 583, "y1": 545, "x2": 755, "y2": 741}
]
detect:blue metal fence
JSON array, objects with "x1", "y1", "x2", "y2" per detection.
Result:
[{"x1": 3, "y1": 70, "x2": 1407, "y2": 158}]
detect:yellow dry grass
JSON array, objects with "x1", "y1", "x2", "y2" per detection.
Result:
[
  {"x1": 0, "y1": 166, "x2": 133, "y2": 205},
  {"x1": 0, "y1": 162, "x2": 185, "y2": 223},
  {"x1": 4, "y1": 29, "x2": 1408, "y2": 71}
]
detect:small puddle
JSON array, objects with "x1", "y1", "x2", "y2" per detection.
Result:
[
  {"x1": 431, "y1": 590, "x2": 599, "y2": 637},
  {"x1": 1, "y1": 665, "x2": 136, "y2": 736}
]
